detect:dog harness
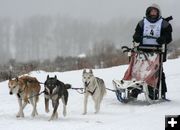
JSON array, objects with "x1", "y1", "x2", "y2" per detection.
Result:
[
  {"x1": 85, "y1": 82, "x2": 97, "y2": 96},
  {"x1": 87, "y1": 87, "x2": 97, "y2": 95},
  {"x1": 143, "y1": 18, "x2": 163, "y2": 45},
  {"x1": 17, "y1": 85, "x2": 27, "y2": 98}
]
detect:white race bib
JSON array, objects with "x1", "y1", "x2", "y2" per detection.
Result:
[{"x1": 143, "y1": 18, "x2": 163, "y2": 45}]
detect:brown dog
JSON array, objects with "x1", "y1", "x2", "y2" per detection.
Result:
[{"x1": 8, "y1": 76, "x2": 41, "y2": 118}]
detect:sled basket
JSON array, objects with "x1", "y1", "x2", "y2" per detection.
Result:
[{"x1": 113, "y1": 46, "x2": 164, "y2": 104}]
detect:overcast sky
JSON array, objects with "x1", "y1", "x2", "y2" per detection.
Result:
[{"x1": 0, "y1": 0, "x2": 179, "y2": 25}]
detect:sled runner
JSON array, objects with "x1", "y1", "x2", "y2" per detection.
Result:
[{"x1": 112, "y1": 42, "x2": 167, "y2": 104}]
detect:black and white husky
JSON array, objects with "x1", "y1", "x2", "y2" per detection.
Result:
[
  {"x1": 82, "y1": 69, "x2": 106, "y2": 114},
  {"x1": 44, "y1": 75, "x2": 71, "y2": 121}
]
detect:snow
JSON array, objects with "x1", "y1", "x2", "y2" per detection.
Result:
[{"x1": 0, "y1": 58, "x2": 180, "y2": 130}]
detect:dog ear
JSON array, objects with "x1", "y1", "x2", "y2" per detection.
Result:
[
  {"x1": 54, "y1": 75, "x2": 57, "y2": 79},
  {"x1": 89, "y1": 69, "x2": 93, "y2": 74},
  {"x1": 8, "y1": 71, "x2": 12, "y2": 80},
  {"x1": 83, "y1": 69, "x2": 86, "y2": 74},
  {"x1": 8, "y1": 76, "x2": 12, "y2": 80},
  {"x1": 47, "y1": 75, "x2": 49, "y2": 79},
  {"x1": 15, "y1": 77, "x2": 18, "y2": 82}
]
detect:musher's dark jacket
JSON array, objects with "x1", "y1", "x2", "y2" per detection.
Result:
[{"x1": 133, "y1": 18, "x2": 173, "y2": 62}]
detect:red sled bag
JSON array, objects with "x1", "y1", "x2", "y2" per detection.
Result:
[{"x1": 123, "y1": 51, "x2": 160, "y2": 88}]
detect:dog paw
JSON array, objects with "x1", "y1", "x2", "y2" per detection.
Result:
[
  {"x1": 35, "y1": 110, "x2": 38, "y2": 115},
  {"x1": 82, "y1": 112, "x2": 87, "y2": 115},
  {"x1": 48, "y1": 117, "x2": 54, "y2": 121},
  {"x1": 45, "y1": 109, "x2": 50, "y2": 113},
  {"x1": 31, "y1": 112, "x2": 35, "y2": 117},
  {"x1": 16, "y1": 113, "x2": 24, "y2": 118},
  {"x1": 55, "y1": 113, "x2": 58, "y2": 119},
  {"x1": 63, "y1": 113, "x2": 66, "y2": 117},
  {"x1": 94, "y1": 111, "x2": 99, "y2": 114},
  {"x1": 48, "y1": 118, "x2": 52, "y2": 121},
  {"x1": 21, "y1": 114, "x2": 24, "y2": 117},
  {"x1": 16, "y1": 114, "x2": 20, "y2": 118},
  {"x1": 48, "y1": 114, "x2": 56, "y2": 121},
  {"x1": 63, "y1": 111, "x2": 66, "y2": 117}
]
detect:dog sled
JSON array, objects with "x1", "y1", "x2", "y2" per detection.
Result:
[{"x1": 112, "y1": 42, "x2": 168, "y2": 104}]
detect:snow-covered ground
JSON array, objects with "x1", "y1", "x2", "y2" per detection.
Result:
[{"x1": 0, "y1": 58, "x2": 180, "y2": 130}]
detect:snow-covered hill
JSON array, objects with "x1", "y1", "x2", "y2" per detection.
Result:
[{"x1": 0, "y1": 58, "x2": 180, "y2": 130}]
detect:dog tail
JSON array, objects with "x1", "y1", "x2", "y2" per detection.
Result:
[{"x1": 65, "y1": 84, "x2": 71, "y2": 89}]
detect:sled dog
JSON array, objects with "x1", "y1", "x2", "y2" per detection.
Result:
[
  {"x1": 8, "y1": 76, "x2": 41, "y2": 118},
  {"x1": 44, "y1": 75, "x2": 71, "y2": 121},
  {"x1": 82, "y1": 69, "x2": 106, "y2": 114}
]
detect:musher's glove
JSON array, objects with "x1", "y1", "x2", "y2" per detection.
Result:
[
  {"x1": 156, "y1": 36, "x2": 166, "y2": 45},
  {"x1": 133, "y1": 35, "x2": 142, "y2": 43}
]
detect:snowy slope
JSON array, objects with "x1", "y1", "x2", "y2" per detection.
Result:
[{"x1": 0, "y1": 58, "x2": 180, "y2": 130}]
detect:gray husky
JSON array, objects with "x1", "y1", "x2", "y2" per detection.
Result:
[
  {"x1": 44, "y1": 75, "x2": 71, "y2": 121},
  {"x1": 82, "y1": 69, "x2": 106, "y2": 114}
]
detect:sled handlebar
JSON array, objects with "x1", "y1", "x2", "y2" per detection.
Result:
[
  {"x1": 137, "y1": 46, "x2": 163, "y2": 52},
  {"x1": 134, "y1": 36, "x2": 165, "y2": 52},
  {"x1": 121, "y1": 46, "x2": 132, "y2": 53},
  {"x1": 121, "y1": 44, "x2": 165, "y2": 54}
]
